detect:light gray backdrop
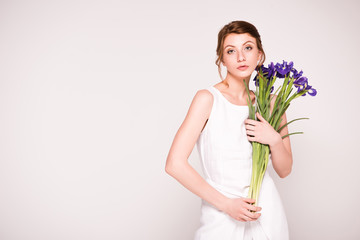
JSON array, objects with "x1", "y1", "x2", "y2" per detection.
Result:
[{"x1": 0, "y1": 0, "x2": 359, "y2": 239}]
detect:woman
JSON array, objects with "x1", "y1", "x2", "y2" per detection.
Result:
[{"x1": 165, "y1": 20, "x2": 292, "y2": 240}]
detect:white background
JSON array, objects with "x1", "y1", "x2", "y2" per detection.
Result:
[{"x1": 0, "y1": 0, "x2": 359, "y2": 239}]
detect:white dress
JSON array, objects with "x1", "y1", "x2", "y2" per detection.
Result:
[{"x1": 194, "y1": 86, "x2": 289, "y2": 240}]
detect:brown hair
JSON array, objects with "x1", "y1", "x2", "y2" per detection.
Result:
[{"x1": 215, "y1": 20, "x2": 266, "y2": 82}]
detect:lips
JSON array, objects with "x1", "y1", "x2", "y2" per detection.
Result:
[{"x1": 237, "y1": 65, "x2": 249, "y2": 70}]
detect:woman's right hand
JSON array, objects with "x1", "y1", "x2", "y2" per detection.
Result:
[{"x1": 222, "y1": 197, "x2": 262, "y2": 222}]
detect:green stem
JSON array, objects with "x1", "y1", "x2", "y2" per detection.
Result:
[
  {"x1": 277, "y1": 117, "x2": 309, "y2": 132},
  {"x1": 282, "y1": 131, "x2": 303, "y2": 139}
]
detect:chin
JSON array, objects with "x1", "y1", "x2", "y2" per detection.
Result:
[{"x1": 234, "y1": 71, "x2": 252, "y2": 79}]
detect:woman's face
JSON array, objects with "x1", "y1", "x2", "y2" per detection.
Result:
[{"x1": 222, "y1": 33, "x2": 262, "y2": 79}]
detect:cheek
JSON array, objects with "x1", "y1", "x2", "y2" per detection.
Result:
[
  {"x1": 223, "y1": 55, "x2": 236, "y2": 65},
  {"x1": 246, "y1": 53, "x2": 259, "y2": 64}
]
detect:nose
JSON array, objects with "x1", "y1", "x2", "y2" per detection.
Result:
[{"x1": 237, "y1": 49, "x2": 245, "y2": 62}]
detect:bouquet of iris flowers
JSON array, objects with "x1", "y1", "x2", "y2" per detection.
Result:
[{"x1": 244, "y1": 60, "x2": 317, "y2": 209}]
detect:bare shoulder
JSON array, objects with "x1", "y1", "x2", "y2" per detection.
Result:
[
  {"x1": 181, "y1": 88, "x2": 214, "y2": 133},
  {"x1": 188, "y1": 89, "x2": 213, "y2": 119},
  {"x1": 194, "y1": 89, "x2": 213, "y2": 106},
  {"x1": 166, "y1": 89, "x2": 214, "y2": 164}
]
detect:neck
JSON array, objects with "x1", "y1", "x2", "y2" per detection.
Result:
[{"x1": 222, "y1": 73, "x2": 252, "y2": 98}]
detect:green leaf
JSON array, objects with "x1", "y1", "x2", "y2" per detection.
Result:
[
  {"x1": 244, "y1": 79, "x2": 255, "y2": 120},
  {"x1": 277, "y1": 117, "x2": 309, "y2": 132},
  {"x1": 281, "y1": 131, "x2": 304, "y2": 139}
]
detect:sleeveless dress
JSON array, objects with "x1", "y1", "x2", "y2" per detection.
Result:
[{"x1": 194, "y1": 86, "x2": 289, "y2": 240}]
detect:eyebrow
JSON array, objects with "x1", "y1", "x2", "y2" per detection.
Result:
[{"x1": 224, "y1": 41, "x2": 255, "y2": 49}]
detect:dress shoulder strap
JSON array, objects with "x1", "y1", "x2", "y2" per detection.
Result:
[
  {"x1": 204, "y1": 85, "x2": 215, "y2": 94},
  {"x1": 200, "y1": 86, "x2": 217, "y2": 101}
]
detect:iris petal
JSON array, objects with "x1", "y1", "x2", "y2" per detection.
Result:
[{"x1": 308, "y1": 88, "x2": 317, "y2": 96}]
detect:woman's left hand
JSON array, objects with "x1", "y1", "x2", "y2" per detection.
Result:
[{"x1": 244, "y1": 112, "x2": 282, "y2": 146}]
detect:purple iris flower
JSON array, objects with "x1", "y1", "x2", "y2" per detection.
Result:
[
  {"x1": 275, "y1": 60, "x2": 293, "y2": 78},
  {"x1": 291, "y1": 68, "x2": 303, "y2": 79},
  {"x1": 262, "y1": 62, "x2": 276, "y2": 79},
  {"x1": 302, "y1": 85, "x2": 317, "y2": 96},
  {"x1": 295, "y1": 80, "x2": 317, "y2": 97},
  {"x1": 300, "y1": 84, "x2": 309, "y2": 96},
  {"x1": 294, "y1": 80, "x2": 307, "y2": 93},
  {"x1": 252, "y1": 60, "x2": 316, "y2": 97},
  {"x1": 294, "y1": 76, "x2": 308, "y2": 87},
  {"x1": 253, "y1": 75, "x2": 259, "y2": 87},
  {"x1": 252, "y1": 64, "x2": 274, "y2": 93}
]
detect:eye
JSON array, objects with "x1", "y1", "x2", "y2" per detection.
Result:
[
  {"x1": 245, "y1": 46, "x2": 253, "y2": 51},
  {"x1": 227, "y1": 49, "x2": 235, "y2": 54}
]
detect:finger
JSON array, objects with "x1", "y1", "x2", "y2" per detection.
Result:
[
  {"x1": 237, "y1": 215, "x2": 253, "y2": 222},
  {"x1": 245, "y1": 125, "x2": 256, "y2": 131},
  {"x1": 243, "y1": 198, "x2": 262, "y2": 212},
  {"x1": 246, "y1": 131, "x2": 255, "y2": 139},
  {"x1": 244, "y1": 209, "x2": 259, "y2": 219},
  {"x1": 244, "y1": 210, "x2": 261, "y2": 220},
  {"x1": 247, "y1": 135, "x2": 256, "y2": 142},
  {"x1": 243, "y1": 198, "x2": 256, "y2": 203},
  {"x1": 246, "y1": 129, "x2": 255, "y2": 135},
  {"x1": 244, "y1": 215, "x2": 256, "y2": 222},
  {"x1": 256, "y1": 112, "x2": 268, "y2": 123},
  {"x1": 247, "y1": 204, "x2": 262, "y2": 212},
  {"x1": 244, "y1": 119, "x2": 257, "y2": 126},
  {"x1": 236, "y1": 216, "x2": 246, "y2": 222},
  {"x1": 245, "y1": 201, "x2": 256, "y2": 209}
]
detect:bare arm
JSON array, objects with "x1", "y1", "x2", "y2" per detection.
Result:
[
  {"x1": 165, "y1": 90, "x2": 262, "y2": 221},
  {"x1": 268, "y1": 112, "x2": 293, "y2": 178},
  {"x1": 244, "y1": 94, "x2": 293, "y2": 178},
  {"x1": 268, "y1": 94, "x2": 293, "y2": 178},
  {"x1": 165, "y1": 89, "x2": 228, "y2": 211}
]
